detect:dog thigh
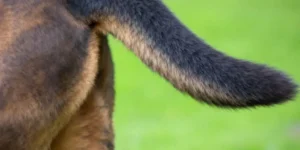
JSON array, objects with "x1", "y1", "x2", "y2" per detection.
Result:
[
  {"x1": 0, "y1": 15, "x2": 99, "y2": 150},
  {"x1": 51, "y1": 35, "x2": 115, "y2": 150}
]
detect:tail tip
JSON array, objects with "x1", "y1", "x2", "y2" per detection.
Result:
[{"x1": 248, "y1": 79, "x2": 298, "y2": 107}]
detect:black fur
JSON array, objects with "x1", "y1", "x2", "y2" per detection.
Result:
[{"x1": 66, "y1": 0, "x2": 298, "y2": 107}]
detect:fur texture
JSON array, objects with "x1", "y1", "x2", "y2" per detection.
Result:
[
  {"x1": 68, "y1": 0, "x2": 297, "y2": 107},
  {"x1": 0, "y1": 0, "x2": 297, "y2": 149}
]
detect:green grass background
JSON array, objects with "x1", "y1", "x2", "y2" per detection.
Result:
[{"x1": 108, "y1": 0, "x2": 300, "y2": 149}]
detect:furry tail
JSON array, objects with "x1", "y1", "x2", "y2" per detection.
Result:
[{"x1": 100, "y1": 0, "x2": 298, "y2": 107}]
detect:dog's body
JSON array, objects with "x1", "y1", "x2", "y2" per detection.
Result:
[{"x1": 0, "y1": 0, "x2": 297, "y2": 149}]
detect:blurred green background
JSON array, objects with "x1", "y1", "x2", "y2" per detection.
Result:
[{"x1": 108, "y1": 0, "x2": 300, "y2": 149}]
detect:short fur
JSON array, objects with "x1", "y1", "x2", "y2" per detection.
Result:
[{"x1": 0, "y1": 0, "x2": 297, "y2": 149}]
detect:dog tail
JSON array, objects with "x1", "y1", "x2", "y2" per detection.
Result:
[{"x1": 101, "y1": 0, "x2": 298, "y2": 108}]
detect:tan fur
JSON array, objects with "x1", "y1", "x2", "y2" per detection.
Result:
[
  {"x1": 98, "y1": 16, "x2": 240, "y2": 106},
  {"x1": 51, "y1": 35, "x2": 115, "y2": 150},
  {"x1": 0, "y1": 0, "x2": 295, "y2": 149},
  {"x1": 31, "y1": 33, "x2": 100, "y2": 150},
  {"x1": 0, "y1": 1, "x2": 46, "y2": 52},
  {"x1": 0, "y1": 33, "x2": 100, "y2": 150},
  {"x1": 0, "y1": 2, "x2": 111, "y2": 149},
  {"x1": 0, "y1": 2, "x2": 13, "y2": 52}
]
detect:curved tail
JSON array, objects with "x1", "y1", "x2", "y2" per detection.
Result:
[{"x1": 98, "y1": 0, "x2": 298, "y2": 107}]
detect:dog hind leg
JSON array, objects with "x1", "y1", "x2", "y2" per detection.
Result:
[{"x1": 51, "y1": 35, "x2": 115, "y2": 150}]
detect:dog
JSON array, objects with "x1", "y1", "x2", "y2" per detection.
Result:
[{"x1": 0, "y1": 0, "x2": 297, "y2": 149}]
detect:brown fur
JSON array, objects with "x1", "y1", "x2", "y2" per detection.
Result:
[
  {"x1": 0, "y1": 1, "x2": 113, "y2": 150},
  {"x1": 51, "y1": 35, "x2": 115, "y2": 150},
  {"x1": 0, "y1": 0, "x2": 297, "y2": 149},
  {"x1": 98, "y1": 16, "x2": 238, "y2": 106}
]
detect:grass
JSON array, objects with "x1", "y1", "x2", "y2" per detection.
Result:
[{"x1": 108, "y1": 0, "x2": 300, "y2": 149}]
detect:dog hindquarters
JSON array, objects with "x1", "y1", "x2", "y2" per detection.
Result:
[{"x1": 51, "y1": 35, "x2": 115, "y2": 150}]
